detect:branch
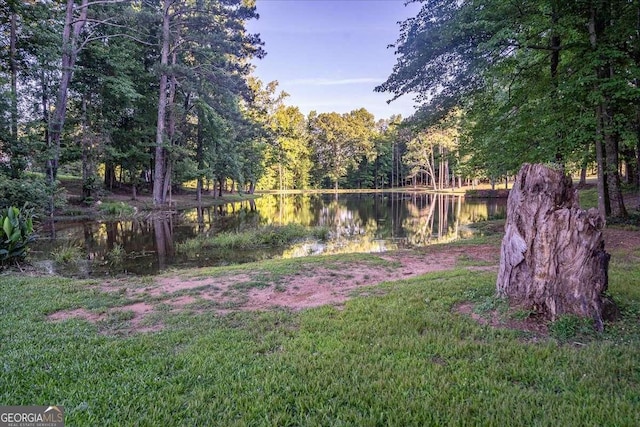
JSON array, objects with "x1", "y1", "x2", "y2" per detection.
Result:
[
  {"x1": 502, "y1": 41, "x2": 561, "y2": 52},
  {"x1": 73, "y1": 16, "x2": 118, "y2": 26},
  {"x1": 83, "y1": 16, "x2": 149, "y2": 38},
  {"x1": 79, "y1": 32, "x2": 155, "y2": 49},
  {"x1": 76, "y1": 0, "x2": 129, "y2": 10}
]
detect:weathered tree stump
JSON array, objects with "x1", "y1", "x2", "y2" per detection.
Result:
[{"x1": 496, "y1": 163, "x2": 611, "y2": 330}]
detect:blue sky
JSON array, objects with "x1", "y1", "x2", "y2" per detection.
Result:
[{"x1": 246, "y1": 0, "x2": 421, "y2": 120}]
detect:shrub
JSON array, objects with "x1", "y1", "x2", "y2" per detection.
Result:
[
  {"x1": 51, "y1": 242, "x2": 84, "y2": 265},
  {"x1": 105, "y1": 244, "x2": 125, "y2": 266},
  {"x1": 97, "y1": 201, "x2": 136, "y2": 217},
  {"x1": 176, "y1": 224, "x2": 330, "y2": 252},
  {"x1": 0, "y1": 206, "x2": 36, "y2": 266},
  {"x1": 0, "y1": 174, "x2": 50, "y2": 215}
]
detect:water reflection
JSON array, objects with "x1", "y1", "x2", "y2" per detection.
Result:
[{"x1": 32, "y1": 192, "x2": 505, "y2": 276}]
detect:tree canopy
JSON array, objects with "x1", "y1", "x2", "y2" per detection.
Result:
[
  {"x1": 2, "y1": 0, "x2": 639, "y2": 216},
  {"x1": 378, "y1": 0, "x2": 640, "y2": 218}
]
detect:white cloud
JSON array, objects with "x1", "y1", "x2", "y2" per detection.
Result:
[{"x1": 285, "y1": 77, "x2": 385, "y2": 86}]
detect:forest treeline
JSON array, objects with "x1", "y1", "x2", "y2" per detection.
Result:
[
  {"x1": 378, "y1": 0, "x2": 640, "y2": 219},
  {"x1": 1, "y1": 1, "x2": 639, "y2": 219}
]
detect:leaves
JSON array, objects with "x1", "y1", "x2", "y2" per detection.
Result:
[
  {"x1": 380, "y1": 0, "x2": 640, "y2": 199},
  {"x1": 0, "y1": 206, "x2": 36, "y2": 265}
]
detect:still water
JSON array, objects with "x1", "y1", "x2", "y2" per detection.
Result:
[{"x1": 31, "y1": 192, "x2": 506, "y2": 276}]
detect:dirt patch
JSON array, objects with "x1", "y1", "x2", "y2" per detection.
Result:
[
  {"x1": 48, "y1": 308, "x2": 102, "y2": 323},
  {"x1": 603, "y1": 227, "x2": 640, "y2": 253},
  {"x1": 47, "y1": 302, "x2": 162, "y2": 335},
  {"x1": 47, "y1": 247, "x2": 498, "y2": 333},
  {"x1": 244, "y1": 247, "x2": 501, "y2": 311},
  {"x1": 455, "y1": 302, "x2": 549, "y2": 337},
  {"x1": 45, "y1": 227, "x2": 640, "y2": 334},
  {"x1": 112, "y1": 301, "x2": 154, "y2": 316}
]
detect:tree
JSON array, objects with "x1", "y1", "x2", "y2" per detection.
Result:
[
  {"x1": 404, "y1": 112, "x2": 459, "y2": 190},
  {"x1": 151, "y1": 0, "x2": 263, "y2": 206},
  {"x1": 73, "y1": 3, "x2": 152, "y2": 200},
  {"x1": 497, "y1": 163, "x2": 611, "y2": 330},
  {"x1": 309, "y1": 109, "x2": 375, "y2": 190},
  {"x1": 379, "y1": 0, "x2": 639, "y2": 218},
  {"x1": 266, "y1": 105, "x2": 310, "y2": 190}
]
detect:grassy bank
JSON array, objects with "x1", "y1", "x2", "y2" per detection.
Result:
[
  {"x1": 54, "y1": 177, "x2": 261, "y2": 220},
  {"x1": 1, "y1": 248, "x2": 639, "y2": 425},
  {"x1": 176, "y1": 223, "x2": 330, "y2": 252}
]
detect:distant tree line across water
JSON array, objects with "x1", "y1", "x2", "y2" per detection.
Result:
[{"x1": 0, "y1": 1, "x2": 638, "y2": 220}]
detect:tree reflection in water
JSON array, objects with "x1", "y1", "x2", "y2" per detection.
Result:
[{"x1": 33, "y1": 193, "x2": 505, "y2": 275}]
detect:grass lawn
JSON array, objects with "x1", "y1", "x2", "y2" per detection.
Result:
[{"x1": 1, "y1": 243, "x2": 640, "y2": 426}]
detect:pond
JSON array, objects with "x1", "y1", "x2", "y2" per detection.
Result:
[{"x1": 30, "y1": 192, "x2": 506, "y2": 276}]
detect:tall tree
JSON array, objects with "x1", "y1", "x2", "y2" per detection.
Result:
[
  {"x1": 309, "y1": 108, "x2": 375, "y2": 190},
  {"x1": 47, "y1": 0, "x2": 89, "y2": 185},
  {"x1": 404, "y1": 112, "x2": 459, "y2": 190},
  {"x1": 151, "y1": 0, "x2": 263, "y2": 206},
  {"x1": 379, "y1": 0, "x2": 638, "y2": 218}
]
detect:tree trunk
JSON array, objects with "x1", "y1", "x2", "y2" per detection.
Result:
[
  {"x1": 496, "y1": 163, "x2": 611, "y2": 330},
  {"x1": 637, "y1": 122, "x2": 640, "y2": 189},
  {"x1": 589, "y1": 7, "x2": 609, "y2": 218},
  {"x1": 81, "y1": 96, "x2": 93, "y2": 200},
  {"x1": 8, "y1": 4, "x2": 21, "y2": 177},
  {"x1": 104, "y1": 161, "x2": 115, "y2": 190},
  {"x1": 196, "y1": 106, "x2": 204, "y2": 203},
  {"x1": 603, "y1": 115, "x2": 628, "y2": 218},
  {"x1": 153, "y1": 0, "x2": 172, "y2": 206},
  {"x1": 47, "y1": 0, "x2": 88, "y2": 185}
]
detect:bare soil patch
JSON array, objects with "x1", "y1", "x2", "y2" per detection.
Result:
[
  {"x1": 454, "y1": 302, "x2": 548, "y2": 338},
  {"x1": 46, "y1": 224, "x2": 640, "y2": 335},
  {"x1": 603, "y1": 227, "x2": 640, "y2": 253},
  {"x1": 46, "y1": 245, "x2": 498, "y2": 333},
  {"x1": 48, "y1": 308, "x2": 102, "y2": 323}
]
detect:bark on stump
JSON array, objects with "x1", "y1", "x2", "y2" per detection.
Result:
[{"x1": 496, "y1": 163, "x2": 611, "y2": 330}]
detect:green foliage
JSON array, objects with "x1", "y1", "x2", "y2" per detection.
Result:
[
  {"x1": 309, "y1": 109, "x2": 376, "y2": 189},
  {"x1": 379, "y1": 0, "x2": 640, "y2": 205},
  {"x1": 177, "y1": 223, "x2": 330, "y2": 252},
  {"x1": 0, "y1": 174, "x2": 52, "y2": 215},
  {"x1": 256, "y1": 98, "x2": 312, "y2": 191},
  {"x1": 0, "y1": 206, "x2": 36, "y2": 266},
  {"x1": 104, "y1": 244, "x2": 124, "y2": 266},
  {"x1": 549, "y1": 315, "x2": 597, "y2": 342},
  {"x1": 51, "y1": 242, "x2": 84, "y2": 265},
  {"x1": 97, "y1": 201, "x2": 136, "y2": 218}
]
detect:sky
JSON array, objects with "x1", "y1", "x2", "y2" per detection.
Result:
[{"x1": 246, "y1": 0, "x2": 422, "y2": 120}]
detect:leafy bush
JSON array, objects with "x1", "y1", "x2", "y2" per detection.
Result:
[
  {"x1": 51, "y1": 242, "x2": 84, "y2": 265},
  {"x1": 0, "y1": 206, "x2": 36, "y2": 266},
  {"x1": 105, "y1": 244, "x2": 125, "y2": 266},
  {"x1": 0, "y1": 174, "x2": 51, "y2": 215},
  {"x1": 97, "y1": 201, "x2": 136, "y2": 217},
  {"x1": 177, "y1": 223, "x2": 330, "y2": 252}
]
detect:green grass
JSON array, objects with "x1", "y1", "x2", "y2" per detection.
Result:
[
  {"x1": 176, "y1": 223, "x2": 330, "y2": 252},
  {"x1": 1, "y1": 257, "x2": 639, "y2": 425},
  {"x1": 578, "y1": 188, "x2": 598, "y2": 210},
  {"x1": 181, "y1": 252, "x2": 399, "y2": 283},
  {"x1": 96, "y1": 201, "x2": 137, "y2": 218},
  {"x1": 51, "y1": 241, "x2": 85, "y2": 264}
]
